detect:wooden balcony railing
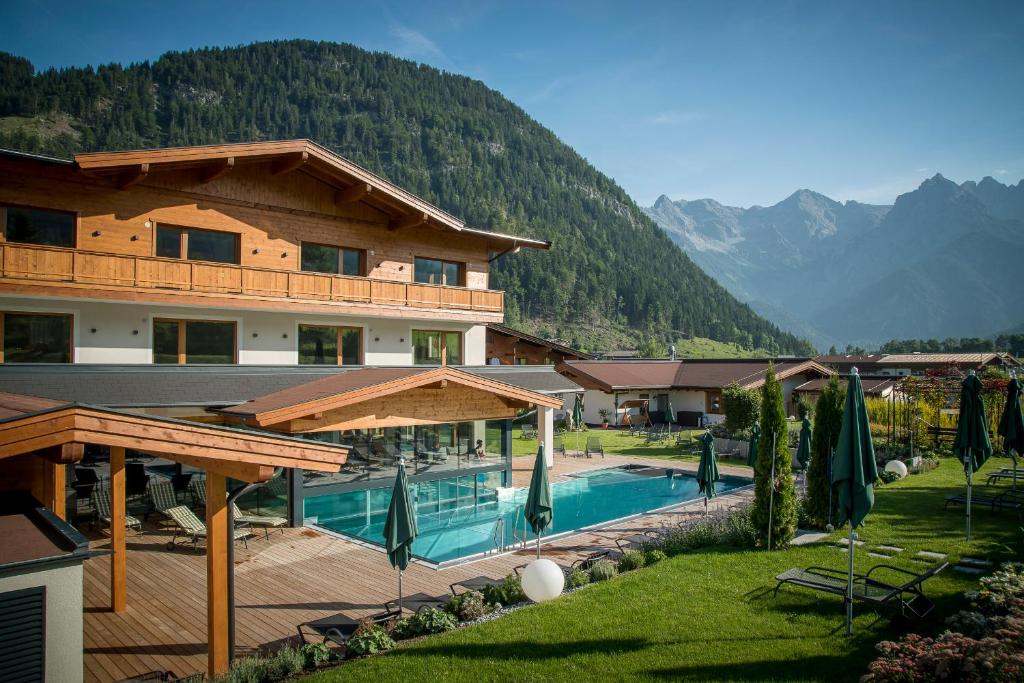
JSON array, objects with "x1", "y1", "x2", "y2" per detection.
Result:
[{"x1": 0, "y1": 243, "x2": 504, "y2": 314}]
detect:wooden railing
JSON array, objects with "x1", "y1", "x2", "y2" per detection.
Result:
[{"x1": 0, "y1": 243, "x2": 504, "y2": 314}]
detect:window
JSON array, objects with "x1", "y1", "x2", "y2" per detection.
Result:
[
  {"x1": 301, "y1": 243, "x2": 365, "y2": 276},
  {"x1": 298, "y1": 325, "x2": 362, "y2": 365},
  {"x1": 413, "y1": 330, "x2": 462, "y2": 365},
  {"x1": 414, "y1": 257, "x2": 464, "y2": 286},
  {"x1": 153, "y1": 319, "x2": 235, "y2": 364},
  {"x1": 1, "y1": 312, "x2": 72, "y2": 363},
  {"x1": 155, "y1": 225, "x2": 239, "y2": 264},
  {"x1": 3, "y1": 205, "x2": 75, "y2": 247}
]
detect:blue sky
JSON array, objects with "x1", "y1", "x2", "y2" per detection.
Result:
[{"x1": 2, "y1": 0, "x2": 1022, "y2": 207}]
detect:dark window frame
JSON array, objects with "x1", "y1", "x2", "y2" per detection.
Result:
[
  {"x1": 0, "y1": 311, "x2": 74, "y2": 363},
  {"x1": 1, "y1": 203, "x2": 78, "y2": 249},
  {"x1": 152, "y1": 318, "x2": 237, "y2": 365},
  {"x1": 300, "y1": 242, "x2": 367, "y2": 277},
  {"x1": 413, "y1": 257, "x2": 465, "y2": 287},
  {"x1": 153, "y1": 223, "x2": 240, "y2": 265},
  {"x1": 297, "y1": 324, "x2": 364, "y2": 366}
]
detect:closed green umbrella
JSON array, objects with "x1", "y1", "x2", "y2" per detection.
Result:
[
  {"x1": 664, "y1": 396, "x2": 675, "y2": 434},
  {"x1": 953, "y1": 371, "x2": 993, "y2": 541},
  {"x1": 746, "y1": 421, "x2": 761, "y2": 468},
  {"x1": 572, "y1": 393, "x2": 585, "y2": 457},
  {"x1": 384, "y1": 459, "x2": 418, "y2": 613},
  {"x1": 997, "y1": 373, "x2": 1024, "y2": 491},
  {"x1": 796, "y1": 416, "x2": 812, "y2": 471},
  {"x1": 524, "y1": 445, "x2": 553, "y2": 558},
  {"x1": 697, "y1": 430, "x2": 721, "y2": 517},
  {"x1": 832, "y1": 368, "x2": 878, "y2": 635}
]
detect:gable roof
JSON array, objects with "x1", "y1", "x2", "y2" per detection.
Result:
[
  {"x1": 558, "y1": 358, "x2": 833, "y2": 393},
  {"x1": 792, "y1": 376, "x2": 896, "y2": 396},
  {"x1": 487, "y1": 324, "x2": 592, "y2": 360}
]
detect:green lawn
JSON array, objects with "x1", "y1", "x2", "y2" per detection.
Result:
[
  {"x1": 303, "y1": 458, "x2": 1020, "y2": 682},
  {"x1": 512, "y1": 426, "x2": 722, "y2": 464}
]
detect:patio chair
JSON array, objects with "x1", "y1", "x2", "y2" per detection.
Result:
[
  {"x1": 570, "y1": 549, "x2": 611, "y2": 571},
  {"x1": 188, "y1": 477, "x2": 207, "y2": 509},
  {"x1": 431, "y1": 446, "x2": 450, "y2": 464},
  {"x1": 232, "y1": 502, "x2": 287, "y2": 540},
  {"x1": 383, "y1": 592, "x2": 447, "y2": 615},
  {"x1": 585, "y1": 437, "x2": 605, "y2": 459},
  {"x1": 126, "y1": 461, "x2": 150, "y2": 499},
  {"x1": 614, "y1": 530, "x2": 659, "y2": 554},
  {"x1": 263, "y1": 475, "x2": 288, "y2": 498},
  {"x1": 553, "y1": 436, "x2": 568, "y2": 458},
  {"x1": 944, "y1": 488, "x2": 1024, "y2": 512},
  {"x1": 170, "y1": 472, "x2": 193, "y2": 500},
  {"x1": 91, "y1": 486, "x2": 143, "y2": 534},
  {"x1": 148, "y1": 478, "x2": 180, "y2": 515},
  {"x1": 297, "y1": 608, "x2": 398, "y2": 648},
  {"x1": 450, "y1": 575, "x2": 505, "y2": 596},
  {"x1": 774, "y1": 562, "x2": 949, "y2": 618},
  {"x1": 521, "y1": 425, "x2": 538, "y2": 440},
  {"x1": 164, "y1": 505, "x2": 252, "y2": 551}
]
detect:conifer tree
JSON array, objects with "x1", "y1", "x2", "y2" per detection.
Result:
[
  {"x1": 751, "y1": 366, "x2": 797, "y2": 548},
  {"x1": 805, "y1": 375, "x2": 844, "y2": 528}
]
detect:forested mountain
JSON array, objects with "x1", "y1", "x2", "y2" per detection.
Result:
[
  {"x1": 646, "y1": 176, "x2": 1024, "y2": 349},
  {"x1": 0, "y1": 41, "x2": 812, "y2": 355}
]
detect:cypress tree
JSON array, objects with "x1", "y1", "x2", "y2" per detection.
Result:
[
  {"x1": 751, "y1": 366, "x2": 797, "y2": 548},
  {"x1": 805, "y1": 375, "x2": 845, "y2": 528}
]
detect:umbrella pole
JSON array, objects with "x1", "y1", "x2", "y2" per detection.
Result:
[
  {"x1": 827, "y1": 447, "x2": 834, "y2": 530},
  {"x1": 846, "y1": 526, "x2": 855, "y2": 635},
  {"x1": 537, "y1": 529, "x2": 541, "y2": 559},
  {"x1": 965, "y1": 449, "x2": 973, "y2": 542},
  {"x1": 398, "y1": 569, "x2": 403, "y2": 615},
  {"x1": 767, "y1": 431, "x2": 777, "y2": 550}
]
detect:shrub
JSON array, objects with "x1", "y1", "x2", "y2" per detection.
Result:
[
  {"x1": 656, "y1": 507, "x2": 757, "y2": 556},
  {"x1": 588, "y1": 559, "x2": 618, "y2": 582},
  {"x1": 565, "y1": 567, "x2": 590, "y2": 589},
  {"x1": 482, "y1": 574, "x2": 525, "y2": 607},
  {"x1": 446, "y1": 590, "x2": 490, "y2": 621},
  {"x1": 346, "y1": 624, "x2": 395, "y2": 657},
  {"x1": 219, "y1": 656, "x2": 268, "y2": 683},
  {"x1": 617, "y1": 549, "x2": 647, "y2": 573},
  {"x1": 806, "y1": 375, "x2": 843, "y2": 527},
  {"x1": 877, "y1": 469, "x2": 899, "y2": 485},
  {"x1": 299, "y1": 642, "x2": 332, "y2": 668},
  {"x1": 392, "y1": 607, "x2": 458, "y2": 639},
  {"x1": 265, "y1": 644, "x2": 304, "y2": 680},
  {"x1": 722, "y1": 383, "x2": 761, "y2": 434},
  {"x1": 751, "y1": 366, "x2": 797, "y2": 548},
  {"x1": 643, "y1": 548, "x2": 667, "y2": 565}
]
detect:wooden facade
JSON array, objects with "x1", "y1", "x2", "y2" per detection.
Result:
[{"x1": 485, "y1": 324, "x2": 590, "y2": 365}]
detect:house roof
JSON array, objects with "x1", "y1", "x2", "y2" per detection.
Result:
[
  {"x1": 815, "y1": 352, "x2": 1021, "y2": 368},
  {"x1": 487, "y1": 324, "x2": 592, "y2": 360},
  {"x1": 3, "y1": 141, "x2": 550, "y2": 251},
  {"x1": 557, "y1": 358, "x2": 833, "y2": 393},
  {"x1": 792, "y1": 376, "x2": 896, "y2": 395},
  {"x1": 0, "y1": 496, "x2": 94, "y2": 575}
]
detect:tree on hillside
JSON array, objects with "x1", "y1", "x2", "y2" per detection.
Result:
[
  {"x1": 751, "y1": 366, "x2": 797, "y2": 548},
  {"x1": 637, "y1": 336, "x2": 666, "y2": 359},
  {"x1": 805, "y1": 376, "x2": 844, "y2": 528}
]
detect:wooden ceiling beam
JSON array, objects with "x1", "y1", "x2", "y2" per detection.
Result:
[
  {"x1": 334, "y1": 182, "x2": 373, "y2": 206},
  {"x1": 37, "y1": 442, "x2": 84, "y2": 464},
  {"x1": 270, "y1": 151, "x2": 308, "y2": 176},
  {"x1": 199, "y1": 157, "x2": 235, "y2": 184},
  {"x1": 116, "y1": 163, "x2": 149, "y2": 190},
  {"x1": 388, "y1": 211, "x2": 429, "y2": 232}
]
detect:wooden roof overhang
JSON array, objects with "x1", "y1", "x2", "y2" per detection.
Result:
[
  {"x1": 218, "y1": 366, "x2": 564, "y2": 433},
  {"x1": 72, "y1": 139, "x2": 550, "y2": 251},
  {"x1": 0, "y1": 394, "x2": 348, "y2": 483}
]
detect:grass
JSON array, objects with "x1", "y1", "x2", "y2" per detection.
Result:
[
  {"x1": 301, "y1": 458, "x2": 1020, "y2": 682},
  {"x1": 510, "y1": 425, "x2": 708, "y2": 462}
]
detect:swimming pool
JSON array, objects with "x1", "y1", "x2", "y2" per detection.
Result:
[{"x1": 307, "y1": 466, "x2": 747, "y2": 564}]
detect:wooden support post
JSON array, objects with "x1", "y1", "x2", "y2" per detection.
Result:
[
  {"x1": 206, "y1": 471, "x2": 229, "y2": 677},
  {"x1": 110, "y1": 446, "x2": 127, "y2": 613},
  {"x1": 45, "y1": 462, "x2": 66, "y2": 520}
]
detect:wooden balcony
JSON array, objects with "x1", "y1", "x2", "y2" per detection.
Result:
[{"x1": 0, "y1": 243, "x2": 504, "y2": 321}]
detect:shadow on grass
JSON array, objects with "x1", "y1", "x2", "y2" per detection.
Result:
[
  {"x1": 646, "y1": 653, "x2": 871, "y2": 682},
  {"x1": 386, "y1": 637, "x2": 650, "y2": 662}
]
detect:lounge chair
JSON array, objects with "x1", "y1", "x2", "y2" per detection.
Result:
[
  {"x1": 585, "y1": 437, "x2": 605, "y2": 459},
  {"x1": 521, "y1": 425, "x2": 537, "y2": 440},
  {"x1": 614, "y1": 531, "x2": 659, "y2": 554},
  {"x1": 148, "y1": 478, "x2": 180, "y2": 515},
  {"x1": 298, "y1": 608, "x2": 398, "y2": 648},
  {"x1": 449, "y1": 575, "x2": 505, "y2": 596},
  {"x1": 188, "y1": 477, "x2": 207, "y2": 509},
  {"x1": 232, "y1": 502, "x2": 287, "y2": 540},
  {"x1": 164, "y1": 505, "x2": 252, "y2": 551},
  {"x1": 987, "y1": 470, "x2": 1024, "y2": 485},
  {"x1": 383, "y1": 592, "x2": 447, "y2": 615},
  {"x1": 944, "y1": 488, "x2": 1024, "y2": 512},
  {"x1": 774, "y1": 562, "x2": 949, "y2": 618},
  {"x1": 91, "y1": 486, "x2": 143, "y2": 533},
  {"x1": 570, "y1": 549, "x2": 611, "y2": 571}
]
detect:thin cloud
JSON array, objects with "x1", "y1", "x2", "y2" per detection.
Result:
[
  {"x1": 390, "y1": 25, "x2": 451, "y2": 67},
  {"x1": 995, "y1": 168, "x2": 1009, "y2": 175},
  {"x1": 646, "y1": 110, "x2": 706, "y2": 126}
]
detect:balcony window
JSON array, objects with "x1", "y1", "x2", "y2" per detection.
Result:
[
  {"x1": 298, "y1": 325, "x2": 362, "y2": 365},
  {"x1": 3, "y1": 206, "x2": 75, "y2": 248},
  {"x1": 414, "y1": 257, "x2": 463, "y2": 286},
  {"x1": 155, "y1": 225, "x2": 239, "y2": 264},
  {"x1": 153, "y1": 319, "x2": 236, "y2": 364},
  {"x1": 301, "y1": 243, "x2": 365, "y2": 276},
  {"x1": 1, "y1": 312, "x2": 72, "y2": 363},
  {"x1": 413, "y1": 330, "x2": 462, "y2": 365}
]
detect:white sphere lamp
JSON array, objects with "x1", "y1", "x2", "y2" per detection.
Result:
[
  {"x1": 884, "y1": 459, "x2": 908, "y2": 479},
  {"x1": 520, "y1": 558, "x2": 564, "y2": 603}
]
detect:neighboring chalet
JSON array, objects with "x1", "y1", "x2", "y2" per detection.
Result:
[
  {"x1": 792, "y1": 375, "x2": 897, "y2": 405},
  {"x1": 556, "y1": 358, "x2": 833, "y2": 427},
  {"x1": 485, "y1": 323, "x2": 591, "y2": 365},
  {"x1": 815, "y1": 352, "x2": 1021, "y2": 377},
  {"x1": 0, "y1": 140, "x2": 581, "y2": 680}
]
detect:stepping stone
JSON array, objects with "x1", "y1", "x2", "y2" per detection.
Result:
[
  {"x1": 875, "y1": 545, "x2": 903, "y2": 553},
  {"x1": 868, "y1": 552, "x2": 893, "y2": 558},
  {"x1": 954, "y1": 566, "x2": 985, "y2": 575},
  {"x1": 791, "y1": 531, "x2": 830, "y2": 546},
  {"x1": 837, "y1": 538, "x2": 865, "y2": 547},
  {"x1": 910, "y1": 557, "x2": 934, "y2": 564},
  {"x1": 916, "y1": 550, "x2": 947, "y2": 560},
  {"x1": 959, "y1": 557, "x2": 993, "y2": 567},
  {"x1": 828, "y1": 545, "x2": 849, "y2": 552}
]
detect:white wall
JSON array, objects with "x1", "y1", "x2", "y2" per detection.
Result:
[
  {"x1": 0, "y1": 296, "x2": 485, "y2": 367},
  {"x1": 0, "y1": 562, "x2": 84, "y2": 683}
]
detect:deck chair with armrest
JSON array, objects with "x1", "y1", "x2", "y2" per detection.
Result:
[
  {"x1": 164, "y1": 505, "x2": 252, "y2": 551},
  {"x1": 91, "y1": 486, "x2": 143, "y2": 534},
  {"x1": 187, "y1": 477, "x2": 206, "y2": 510},
  {"x1": 774, "y1": 562, "x2": 949, "y2": 618},
  {"x1": 297, "y1": 608, "x2": 398, "y2": 648},
  {"x1": 383, "y1": 592, "x2": 447, "y2": 615},
  {"x1": 585, "y1": 437, "x2": 605, "y2": 459},
  {"x1": 231, "y1": 502, "x2": 287, "y2": 540},
  {"x1": 614, "y1": 530, "x2": 661, "y2": 554},
  {"x1": 570, "y1": 549, "x2": 611, "y2": 571},
  {"x1": 945, "y1": 487, "x2": 1024, "y2": 512},
  {"x1": 521, "y1": 425, "x2": 537, "y2": 440},
  {"x1": 449, "y1": 575, "x2": 506, "y2": 597},
  {"x1": 147, "y1": 478, "x2": 180, "y2": 525}
]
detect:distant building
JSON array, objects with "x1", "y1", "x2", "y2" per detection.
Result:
[
  {"x1": 597, "y1": 349, "x2": 640, "y2": 360},
  {"x1": 815, "y1": 352, "x2": 1021, "y2": 377},
  {"x1": 485, "y1": 324, "x2": 591, "y2": 365},
  {"x1": 792, "y1": 375, "x2": 897, "y2": 405},
  {"x1": 556, "y1": 358, "x2": 833, "y2": 426}
]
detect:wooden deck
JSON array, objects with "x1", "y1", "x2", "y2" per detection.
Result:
[{"x1": 82, "y1": 455, "x2": 752, "y2": 682}]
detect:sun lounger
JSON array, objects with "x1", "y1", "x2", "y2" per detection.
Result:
[
  {"x1": 774, "y1": 562, "x2": 948, "y2": 618},
  {"x1": 570, "y1": 549, "x2": 611, "y2": 571},
  {"x1": 383, "y1": 592, "x2": 447, "y2": 614},
  {"x1": 91, "y1": 486, "x2": 143, "y2": 533},
  {"x1": 164, "y1": 505, "x2": 252, "y2": 551},
  {"x1": 585, "y1": 437, "x2": 605, "y2": 459},
  {"x1": 231, "y1": 502, "x2": 287, "y2": 540},
  {"x1": 148, "y1": 478, "x2": 180, "y2": 515},
  {"x1": 987, "y1": 471, "x2": 1024, "y2": 485},
  {"x1": 521, "y1": 425, "x2": 537, "y2": 440},
  {"x1": 188, "y1": 477, "x2": 206, "y2": 509},
  {"x1": 449, "y1": 575, "x2": 505, "y2": 596},
  {"x1": 297, "y1": 608, "x2": 398, "y2": 648},
  {"x1": 945, "y1": 488, "x2": 1024, "y2": 512}
]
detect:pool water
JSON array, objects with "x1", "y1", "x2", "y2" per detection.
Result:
[{"x1": 310, "y1": 466, "x2": 746, "y2": 564}]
